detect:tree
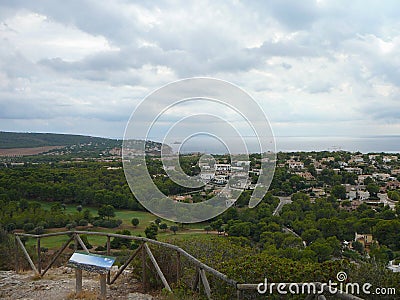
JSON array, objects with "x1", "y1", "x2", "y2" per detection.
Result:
[
  {"x1": 83, "y1": 209, "x2": 91, "y2": 221},
  {"x1": 211, "y1": 219, "x2": 223, "y2": 233},
  {"x1": 302, "y1": 229, "x2": 322, "y2": 245},
  {"x1": 341, "y1": 200, "x2": 351, "y2": 207},
  {"x1": 372, "y1": 219, "x2": 400, "y2": 250},
  {"x1": 352, "y1": 240, "x2": 364, "y2": 254},
  {"x1": 23, "y1": 223, "x2": 35, "y2": 232},
  {"x1": 309, "y1": 240, "x2": 333, "y2": 262},
  {"x1": 366, "y1": 184, "x2": 379, "y2": 198},
  {"x1": 388, "y1": 191, "x2": 400, "y2": 201},
  {"x1": 331, "y1": 185, "x2": 346, "y2": 199},
  {"x1": 50, "y1": 202, "x2": 62, "y2": 212},
  {"x1": 33, "y1": 226, "x2": 44, "y2": 235},
  {"x1": 76, "y1": 205, "x2": 82, "y2": 213},
  {"x1": 98, "y1": 205, "x2": 115, "y2": 220},
  {"x1": 145, "y1": 223, "x2": 158, "y2": 240},
  {"x1": 204, "y1": 226, "x2": 212, "y2": 234},
  {"x1": 369, "y1": 243, "x2": 394, "y2": 262},
  {"x1": 227, "y1": 222, "x2": 251, "y2": 237},
  {"x1": 281, "y1": 235, "x2": 303, "y2": 249},
  {"x1": 131, "y1": 218, "x2": 139, "y2": 227},
  {"x1": 110, "y1": 230, "x2": 132, "y2": 249},
  {"x1": 155, "y1": 218, "x2": 161, "y2": 225},
  {"x1": 4, "y1": 223, "x2": 16, "y2": 232},
  {"x1": 170, "y1": 225, "x2": 179, "y2": 234},
  {"x1": 159, "y1": 223, "x2": 168, "y2": 231},
  {"x1": 19, "y1": 199, "x2": 29, "y2": 211}
]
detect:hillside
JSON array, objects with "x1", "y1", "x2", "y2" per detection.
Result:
[{"x1": 0, "y1": 131, "x2": 117, "y2": 149}]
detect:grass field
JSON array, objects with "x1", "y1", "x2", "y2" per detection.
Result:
[{"x1": 26, "y1": 201, "x2": 210, "y2": 249}]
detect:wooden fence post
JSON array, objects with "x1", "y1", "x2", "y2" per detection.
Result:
[
  {"x1": 76, "y1": 269, "x2": 82, "y2": 294},
  {"x1": 15, "y1": 235, "x2": 39, "y2": 275},
  {"x1": 176, "y1": 251, "x2": 181, "y2": 282},
  {"x1": 75, "y1": 234, "x2": 89, "y2": 253},
  {"x1": 37, "y1": 237, "x2": 41, "y2": 274},
  {"x1": 199, "y1": 268, "x2": 212, "y2": 299},
  {"x1": 110, "y1": 244, "x2": 143, "y2": 284},
  {"x1": 100, "y1": 273, "x2": 107, "y2": 299},
  {"x1": 14, "y1": 236, "x2": 19, "y2": 274},
  {"x1": 236, "y1": 288, "x2": 243, "y2": 300},
  {"x1": 74, "y1": 232, "x2": 78, "y2": 251},
  {"x1": 144, "y1": 243, "x2": 172, "y2": 292},
  {"x1": 107, "y1": 235, "x2": 111, "y2": 284},
  {"x1": 142, "y1": 243, "x2": 147, "y2": 291},
  {"x1": 41, "y1": 235, "x2": 74, "y2": 276},
  {"x1": 192, "y1": 267, "x2": 200, "y2": 291}
]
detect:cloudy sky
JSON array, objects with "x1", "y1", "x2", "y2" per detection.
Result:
[{"x1": 1, "y1": 0, "x2": 399, "y2": 142}]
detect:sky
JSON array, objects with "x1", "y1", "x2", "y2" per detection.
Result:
[{"x1": 0, "y1": 1, "x2": 400, "y2": 142}]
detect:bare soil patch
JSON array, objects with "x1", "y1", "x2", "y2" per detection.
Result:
[
  {"x1": 0, "y1": 146, "x2": 64, "y2": 157},
  {"x1": 0, "y1": 267, "x2": 155, "y2": 299}
]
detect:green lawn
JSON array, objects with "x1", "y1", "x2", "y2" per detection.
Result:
[{"x1": 26, "y1": 201, "x2": 210, "y2": 249}]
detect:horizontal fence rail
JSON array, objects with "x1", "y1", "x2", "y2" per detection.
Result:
[{"x1": 14, "y1": 231, "x2": 364, "y2": 300}]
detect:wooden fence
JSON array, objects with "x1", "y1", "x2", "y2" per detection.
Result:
[{"x1": 14, "y1": 231, "x2": 363, "y2": 300}]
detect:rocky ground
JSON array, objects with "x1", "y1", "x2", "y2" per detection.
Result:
[{"x1": 0, "y1": 267, "x2": 155, "y2": 299}]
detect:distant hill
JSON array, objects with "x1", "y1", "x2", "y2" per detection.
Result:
[{"x1": 0, "y1": 131, "x2": 117, "y2": 149}]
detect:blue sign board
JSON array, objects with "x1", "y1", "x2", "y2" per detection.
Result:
[{"x1": 68, "y1": 251, "x2": 116, "y2": 274}]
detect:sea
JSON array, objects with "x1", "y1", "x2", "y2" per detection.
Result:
[{"x1": 169, "y1": 136, "x2": 400, "y2": 154}]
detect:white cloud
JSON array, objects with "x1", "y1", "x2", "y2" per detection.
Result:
[
  {"x1": 1, "y1": 12, "x2": 117, "y2": 62},
  {"x1": 0, "y1": 0, "x2": 399, "y2": 143}
]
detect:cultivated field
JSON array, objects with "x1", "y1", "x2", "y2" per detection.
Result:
[{"x1": 0, "y1": 146, "x2": 64, "y2": 156}]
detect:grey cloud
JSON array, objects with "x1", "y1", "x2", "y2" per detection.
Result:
[
  {"x1": 1, "y1": 0, "x2": 400, "y2": 138},
  {"x1": 0, "y1": 0, "x2": 142, "y2": 45}
]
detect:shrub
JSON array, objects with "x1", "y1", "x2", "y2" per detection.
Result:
[
  {"x1": 78, "y1": 219, "x2": 88, "y2": 226},
  {"x1": 95, "y1": 245, "x2": 106, "y2": 251},
  {"x1": 5, "y1": 223, "x2": 15, "y2": 232},
  {"x1": 33, "y1": 226, "x2": 44, "y2": 235},
  {"x1": 92, "y1": 219, "x2": 122, "y2": 228},
  {"x1": 131, "y1": 218, "x2": 139, "y2": 227},
  {"x1": 23, "y1": 223, "x2": 35, "y2": 232}
]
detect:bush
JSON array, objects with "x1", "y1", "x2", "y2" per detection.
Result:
[
  {"x1": 33, "y1": 226, "x2": 44, "y2": 235},
  {"x1": 131, "y1": 218, "x2": 139, "y2": 227},
  {"x1": 66, "y1": 223, "x2": 76, "y2": 230},
  {"x1": 170, "y1": 225, "x2": 179, "y2": 235},
  {"x1": 92, "y1": 219, "x2": 122, "y2": 228},
  {"x1": 78, "y1": 219, "x2": 88, "y2": 226},
  {"x1": 68, "y1": 235, "x2": 92, "y2": 250},
  {"x1": 111, "y1": 230, "x2": 132, "y2": 249},
  {"x1": 145, "y1": 223, "x2": 158, "y2": 240},
  {"x1": 23, "y1": 223, "x2": 35, "y2": 232},
  {"x1": 92, "y1": 219, "x2": 103, "y2": 227},
  {"x1": 5, "y1": 223, "x2": 15, "y2": 232},
  {"x1": 37, "y1": 221, "x2": 48, "y2": 229},
  {"x1": 95, "y1": 245, "x2": 106, "y2": 251}
]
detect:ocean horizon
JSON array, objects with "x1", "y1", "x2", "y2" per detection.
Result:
[{"x1": 169, "y1": 135, "x2": 400, "y2": 154}]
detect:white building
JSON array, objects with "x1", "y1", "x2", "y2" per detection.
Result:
[
  {"x1": 200, "y1": 173, "x2": 214, "y2": 181},
  {"x1": 215, "y1": 164, "x2": 231, "y2": 174},
  {"x1": 213, "y1": 175, "x2": 228, "y2": 185},
  {"x1": 287, "y1": 160, "x2": 304, "y2": 170},
  {"x1": 344, "y1": 167, "x2": 363, "y2": 175}
]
